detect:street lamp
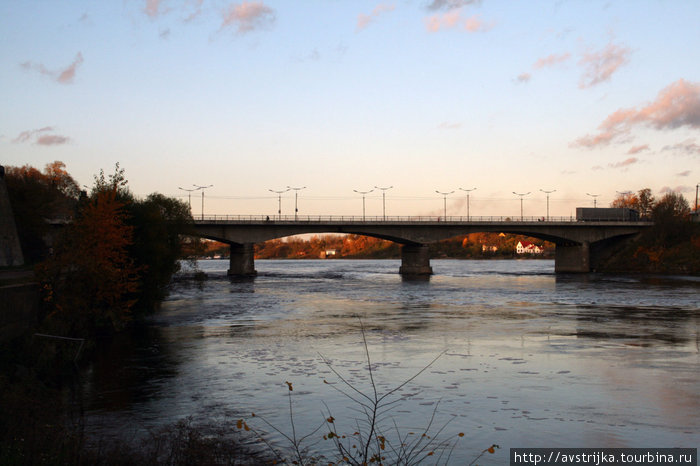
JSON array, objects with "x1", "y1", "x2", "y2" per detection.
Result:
[
  {"x1": 586, "y1": 193, "x2": 600, "y2": 208},
  {"x1": 374, "y1": 186, "x2": 393, "y2": 221},
  {"x1": 193, "y1": 184, "x2": 213, "y2": 220},
  {"x1": 513, "y1": 191, "x2": 531, "y2": 221},
  {"x1": 287, "y1": 186, "x2": 306, "y2": 221},
  {"x1": 459, "y1": 187, "x2": 476, "y2": 221},
  {"x1": 178, "y1": 186, "x2": 201, "y2": 214},
  {"x1": 353, "y1": 189, "x2": 373, "y2": 221},
  {"x1": 436, "y1": 190, "x2": 454, "y2": 219},
  {"x1": 695, "y1": 183, "x2": 699, "y2": 212},
  {"x1": 539, "y1": 188, "x2": 556, "y2": 221},
  {"x1": 269, "y1": 188, "x2": 289, "y2": 220}
]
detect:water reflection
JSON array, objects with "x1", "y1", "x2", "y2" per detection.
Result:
[{"x1": 84, "y1": 260, "x2": 699, "y2": 462}]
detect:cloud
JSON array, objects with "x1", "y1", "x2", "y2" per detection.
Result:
[
  {"x1": 144, "y1": 0, "x2": 165, "y2": 18},
  {"x1": 516, "y1": 72, "x2": 531, "y2": 83},
  {"x1": 660, "y1": 185, "x2": 693, "y2": 194},
  {"x1": 438, "y1": 121, "x2": 462, "y2": 129},
  {"x1": 572, "y1": 79, "x2": 700, "y2": 149},
  {"x1": 12, "y1": 127, "x2": 70, "y2": 146},
  {"x1": 627, "y1": 144, "x2": 649, "y2": 154},
  {"x1": 676, "y1": 170, "x2": 691, "y2": 177},
  {"x1": 21, "y1": 53, "x2": 84, "y2": 84},
  {"x1": 533, "y1": 52, "x2": 570, "y2": 69},
  {"x1": 578, "y1": 41, "x2": 631, "y2": 88},
  {"x1": 662, "y1": 138, "x2": 700, "y2": 157},
  {"x1": 184, "y1": 0, "x2": 204, "y2": 22},
  {"x1": 36, "y1": 135, "x2": 71, "y2": 146},
  {"x1": 608, "y1": 157, "x2": 638, "y2": 169},
  {"x1": 426, "y1": 0, "x2": 481, "y2": 11},
  {"x1": 222, "y1": 1, "x2": 275, "y2": 34},
  {"x1": 159, "y1": 28, "x2": 171, "y2": 39},
  {"x1": 357, "y1": 3, "x2": 395, "y2": 31},
  {"x1": 425, "y1": 11, "x2": 492, "y2": 33}
]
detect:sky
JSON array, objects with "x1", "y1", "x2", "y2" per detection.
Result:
[{"x1": 2, "y1": 0, "x2": 699, "y2": 219}]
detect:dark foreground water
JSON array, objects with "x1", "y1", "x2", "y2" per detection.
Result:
[{"x1": 84, "y1": 260, "x2": 699, "y2": 463}]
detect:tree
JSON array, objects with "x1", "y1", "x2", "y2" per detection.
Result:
[
  {"x1": 4, "y1": 162, "x2": 79, "y2": 262},
  {"x1": 39, "y1": 182, "x2": 140, "y2": 333},
  {"x1": 127, "y1": 193, "x2": 199, "y2": 311}
]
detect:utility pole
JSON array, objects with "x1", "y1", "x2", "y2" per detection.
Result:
[
  {"x1": 353, "y1": 189, "x2": 373, "y2": 221},
  {"x1": 374, "y1": 186, "x2": 393, "y2": 221},
  {"x1": 193, "y1": 184, "x2": 213, "y2": 220},
  {"x1": 459, "y1": 187, "x2": 476, "y2": 221},
  {"x1": 269, "y1": 188, "x2": 289, "y2": 220},
  {"x1": 436, "y1": 190, "x2": 454, "y2": 219},
  {"x1": 586, "y1": 193, "x2": 600, "y2": 208},
  {"x1": 513, "y1": 191, "x2": 531, "y2": 221},
  {"x1": 287, "y1": 186, "x2": 306, "y2": 221},
  {"x1": 178, "y1": 186, "x2": 200, "y2": 214},
  {"x1": 540, "y1": 189, "x2": 556, "y2": 221}
]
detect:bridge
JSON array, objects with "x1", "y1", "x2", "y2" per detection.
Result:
[{"x1": 192, "y1": 214, "x2": 652, "y2": 276}]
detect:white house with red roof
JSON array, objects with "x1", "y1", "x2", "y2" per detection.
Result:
[{"x1": 516, "y1": 241, "x2": 544, "y2": 255}]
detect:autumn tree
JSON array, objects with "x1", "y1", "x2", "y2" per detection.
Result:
[
  {"x1": 4, "y1": 161, "x2": 79, "y2": 262},
  {"x1": 39, "y1": 168, "x2": 140, "y2": 334}
]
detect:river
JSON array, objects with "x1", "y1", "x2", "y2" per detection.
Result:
[{"x1": 83, "y1": 259, "x2": 699, "y2": 464}]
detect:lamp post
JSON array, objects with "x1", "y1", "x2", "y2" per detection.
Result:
[
  {"x1": 178, "y1": 186, "x2": 201, "y2": 214},
  {"x1": 539, "y1": 188, "x2": 556, "y2": 221},
  {"x1": 353, "y1": 189, "x2": 373, "y2": 221},
  {"x1": 513, "y1": 191, "x2": 530, "y2": 221},
  {"x1": 269, "y1": 188, "x2": 289, "y2": 220},
  {"x1": 436, "y1": 190, "x2": 454, "y2": 219},
  {"x1": 193, "y1": 184, "x2": 213, "y2": 220},
  {"x1": 459, "y1": 187, "x2": 476, "y2": 221},
  {"x1": 287, "y1": 186, "x2": 306, "y2": 221},
  {"x1": 586, "y1": 193, "x2": 600, "y2": 208},
  {"x1": 696, "y1": 183, "x2": 699, "y2": 212},
  {"x1": 374, "y1": 186, "x2": 393, "y2": 221}
]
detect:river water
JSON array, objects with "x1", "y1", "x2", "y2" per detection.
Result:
[{"x1": 83, "y1": 259, "x2": 699, "y2": 463}]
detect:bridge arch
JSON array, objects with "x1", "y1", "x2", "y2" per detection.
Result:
[{"x1": 192, "y1": 218, "x2": 650, "y2": 276}]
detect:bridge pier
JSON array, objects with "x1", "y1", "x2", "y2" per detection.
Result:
[
  {"x1": 555, "y1": 241, "x2": 590, "y2": 273},
  {"x1": 228, "y1": 243, "x2": 257, "y2": 277},
  {"x1": 399, "y1": 244, "x2": 433, "y2": 276}
]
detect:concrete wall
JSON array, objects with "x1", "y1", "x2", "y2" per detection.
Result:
[{"x1": 0, "y1": 169, "x2": 25, "y2": 267}]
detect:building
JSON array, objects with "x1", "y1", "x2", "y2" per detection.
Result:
[{"x1": 516, "y1": 241, "x2": 544, "y2": 255}]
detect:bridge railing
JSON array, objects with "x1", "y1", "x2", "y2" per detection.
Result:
[{"x1": 193, "y1": 215, "x2": 583, "y2": 223}]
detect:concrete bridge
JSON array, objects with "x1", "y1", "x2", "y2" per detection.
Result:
[{"x1": 192, "y1": 215, "x2": 652, "y2": 276}]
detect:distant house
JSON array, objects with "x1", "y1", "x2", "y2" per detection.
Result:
[
  {"x1": 320, "y1": 249, "x2": 338, "y2": 259},
  {"x1": 482, "y1": 245, "x2": 498, "y2": 252},
  {"x1": 516, "y1": 241, "x2": 544, "y2": 255}
]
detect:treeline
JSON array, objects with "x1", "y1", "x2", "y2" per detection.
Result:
[
  {"x1": 5, "y1": 161, "x2": 199, "y2": 335},
  {"x1": 602, "y1": 188, "x2": 699, "y2": 273},
  {"x1": 198, "y1": 233, "x2": 555, "y2": 260}
]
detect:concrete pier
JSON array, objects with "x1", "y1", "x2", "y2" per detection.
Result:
[
  {"x1": 554, "y1": 242, "x2": 590, "y2": 273},
  {"x1": 228, "y1": 243, "x2": 256, "y2": 276},
  {"x1": 399, "y1": 244, "x2": 433, "y2": 276}
]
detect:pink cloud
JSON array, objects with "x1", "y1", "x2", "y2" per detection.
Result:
[
  {"x1": 578, "y1": 41, "x2": 631, "y2": 88},
  {"x1": 627, "y1": 144, "x2": 649, "y2": 154},
  {"x1": 516, "y1": 72, "x2": 531, "y2": 83},
  {"x1": 425, "y1": 11, "x2": 492, "y2": 33},
  {"x1": 608, "y1": 157, "x2": 638, "y2": 169},
  {"x1": 533, "y1": 52, "x2": 570, "y2": 69},
  {"x1": 357, "y1": 3, "x2": 395, "y2": 31},
  {"x1": 21, "y1": 53, "x2": 83, "y2": 84},
  {"x1": 572, "y1": 79, "x2": 700, "y2": 149},
  {"x1": 660, "y1": 185, "x2": 692, "y2": 194},
  {"x1": 36, "y1": 135, "x2": 70, "y2": 146},
  {"x1": 144, "y1": 0, "x2": 164, "y2": 18},
  {"x1": 676, "y1": 170, "x2": 691, "y2": 177},
  {"x1": 12, "y1": 127, "x2": 70, "y2": 146},
  {"x1": 222, "y1": 1, "x2": 275, "y2": 34}
]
